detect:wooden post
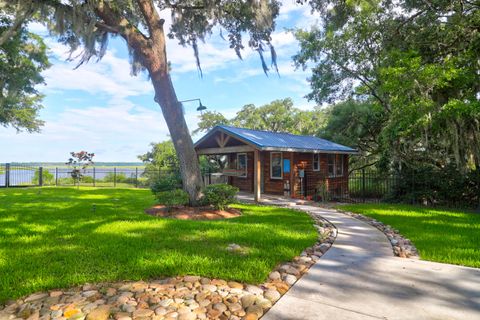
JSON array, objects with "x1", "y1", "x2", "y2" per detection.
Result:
[
  {"x1": 135, "y1": 167, "x2": 138, "y2": 188},
  {"x1": 5, "y1": 163, "x2": 10, "y2": 188},
  {"x1": 254, "y1": 150, "x2": 261, "y2": 202},
  {"x1": 39, "y1": 167, "x2": 43, "y2": 186}
]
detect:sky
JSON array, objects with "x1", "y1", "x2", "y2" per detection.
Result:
[{"x1": 0, "y1": 1, "x2": 321, "y2": 163}]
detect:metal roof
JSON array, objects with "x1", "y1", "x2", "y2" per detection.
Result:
[{"x1": 195, "y1": 125, "x2": 357, "y2": 154}]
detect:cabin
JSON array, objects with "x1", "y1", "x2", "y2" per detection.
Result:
[{"x1": 194, "y1": 125, "x2": 357, "y2": 201}]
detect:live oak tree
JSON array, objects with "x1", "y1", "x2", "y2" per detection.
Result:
[
  {"x1": 295, "y1": 0, "x2": 480, "y2": 173},
  {"x1": 4, "y1": 0, "x2": 281, "y2": 204},
  {"x1": 0, "y1": 4, "x2": 50, "y2": 132}
]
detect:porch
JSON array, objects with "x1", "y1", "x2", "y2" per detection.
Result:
[{"x1": 195, "y1": 126, "x2": 357, "y2": 202}]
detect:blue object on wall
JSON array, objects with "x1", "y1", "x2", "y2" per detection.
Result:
[{"x1": 283, "y1": 159, "x2": 291, "y2": 173}]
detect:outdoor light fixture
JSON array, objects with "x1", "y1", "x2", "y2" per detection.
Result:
[{"x1": 179, "y1": 98, "x2": 207, "y2": 113}]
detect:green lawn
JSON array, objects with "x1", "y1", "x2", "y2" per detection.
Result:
[
  {"x1": 0, "y1": 187, "x2": 317, "y2": 303},
  {"x1": 339, "y1": 203, "x2": 480, "y2": 268}
]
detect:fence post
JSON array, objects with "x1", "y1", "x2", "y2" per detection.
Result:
[
  {"x1": 93, "y1": 167, "x2": 96, "y2": 187},
  {"x1": 5, "y1": 163, "x2": 10, "y2": 187},
  {"x1": 114, "y1": 167, "x2": 117, "y2": 187},
  {"x1": 412, "y1": 170, "x2": 416, "y2": 205},
  {"x1": 135, "y1": 167, "x2": 138, "y2": 188},
  {"x1": 55, "y1": 167, "x2": 58, "y2": 186},
  {"x1": 362, "y1": 168, "x2": 366, "y2": 203},
  {"x1": 39, "y1": 167, "x2": 43, "y2": 186}
]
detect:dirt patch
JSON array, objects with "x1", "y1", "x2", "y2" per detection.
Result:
[{"x1": 145, "y1": 205, "x2": 241, "y2": 220}]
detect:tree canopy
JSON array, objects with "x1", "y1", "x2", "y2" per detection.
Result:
[
  {"x1": 195, "y1": 98, "x2": 327, "y2": 136},
  {"x1": 295, "y1": 0, "x2": 480, "y2": 172},
  {"x1": 139, "y1": 140, "x2": 180, "y2": 172},
  {"x1": 0, "y1": 9, "x2": 50, "y2": 132}
]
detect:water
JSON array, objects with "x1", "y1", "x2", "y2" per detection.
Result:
[{"x1": 0, "y1": 167, "x2": 147, "y2": 187}]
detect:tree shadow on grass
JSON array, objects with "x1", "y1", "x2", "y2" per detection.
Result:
[{"x1": 0, "y1": 188, "x2": 318, "y2": 303}]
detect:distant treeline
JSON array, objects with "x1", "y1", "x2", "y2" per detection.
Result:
[{"x1": 6, "y1": 162, "x2": 144, "y2": 167}]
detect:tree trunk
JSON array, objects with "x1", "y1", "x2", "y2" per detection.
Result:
[
  {"x1": 141, "y1": 18, "x2": 203, "y2": 204},
  {"x1": 150, "y1": 72, "x2": 204, "y2": 204},
  {"x1": 93, "y1": 0, "x2": 204, "y2": 204}
]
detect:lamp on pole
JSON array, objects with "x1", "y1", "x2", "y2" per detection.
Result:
[{"x1": 179, "y1": 98, "x2": 207, "y2": 114}]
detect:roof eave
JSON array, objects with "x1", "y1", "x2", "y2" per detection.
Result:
[
  {"x1": 260, "y1": 146, "x2": 358, "y2": 154},
  {"x1": 194, "y1": 126, "x2": 262, "y2": 150}
]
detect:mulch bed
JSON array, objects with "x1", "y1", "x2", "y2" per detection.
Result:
[{"x1": 145, "y1": 205, "x2": 242, "y2": 220}]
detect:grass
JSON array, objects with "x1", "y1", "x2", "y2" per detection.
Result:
[
  {"x1": 0, "y1": 187, "x2": 317, "y2": 303},
  {"x1": 339, "y1": 203, "x2": 480, "y2": 268}
]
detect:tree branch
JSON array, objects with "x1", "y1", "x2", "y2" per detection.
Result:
[
  {"x1": 332, "y1": 58, "x2": 390, "y2": 112},
  {"x1": 164, "y1": 0, "x2": 205, "y2": 10},
  {"x1": 0, "y1": 1, "x2": 36, "y2": 46},
  {"x1": 93, "y1": 0, "x2": 150, "y2": 50},
  {"x1": 136, "y1": 0, "x2": 165, "y2": 43}
]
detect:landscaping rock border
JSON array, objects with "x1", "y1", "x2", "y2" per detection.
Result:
[
  {"x1": 337, "y1": 209, "x2": 419, "y2": 259},
  {"x1": 0, "y1": 210, "x2": 336, "y2": 320}
]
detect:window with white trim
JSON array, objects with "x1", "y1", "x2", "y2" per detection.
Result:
[
  {"x1": 313, "y1": 153, "x2": 320, "y2": 171},
  {"x1": 270, "y1": 152, "x2": 283, "y2": 179},
  {"x1": 237, "y1": 153, "x2": 247, "y2": 177},
  {"x1": 327, "y1": 154, "x2": 335, "y2": 177}
]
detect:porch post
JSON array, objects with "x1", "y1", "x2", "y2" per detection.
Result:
[{"x1": 254, "y1": 150, "x2": 261, "y2": 202}]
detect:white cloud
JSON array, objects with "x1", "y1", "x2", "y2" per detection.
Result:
[
  {"x1": 3, "y1": 2, "x2": 321, "y2": 162},
  {"x1": 0, "y1": 100, "x2": 178, "y2": 162},
  {"x1": 42, "y1": 42, "x2": 152, "y2": 99}
]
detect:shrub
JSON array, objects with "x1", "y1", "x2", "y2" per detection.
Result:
[
  {"x1": 388, "y1": 164, "x2": 479, "y2": 208},
  {"x1": 314, "y1": 181, "x2": 331, "y2": 203},
  {"x1": 80, "y1": 175, "x2": 94, "y2": 183},
  {"x1": 103, "y1": 172, "x2": 126, "y2": 183},
  {"x1": 150, "y1": 172, "x2": 182, "y2": 193},
  {"x1": 32, "y1": 169, "x2": 54, "y2": 185},
  {"x1": 203, "y1": 184, "x2": 239, "y2": 210},
  {"x1": 156, "y1": 189, "x2": 189, "y2": 210},
  {"x1": 102, "y1": 172, "x2": 137, "y2": 185}
]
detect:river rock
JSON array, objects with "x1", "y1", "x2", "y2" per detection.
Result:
[
  {"x1": 245, "y1": 285, "x2": 263, "y2": 296},
  {"x1": 86, "y1": 305, "x2": 110, "y2": 320},
  {"x1": 132, "y1": 309, "x2": 153, "y2": 318},
  {"x1": 268, "y1": 271, "x2": 281, "y2": 281},
  {"x1": 25, "y1": 293, "x2": 49, "y2": 302},
  {"x1": 263, "y1": 289, "x2": 280, "y2": 303},
  {"x1": 212, "y1": 303, "x2": 227, "y2": 313}
]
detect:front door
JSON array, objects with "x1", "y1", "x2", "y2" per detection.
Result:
[{"x1": 260, "y1": 154, "x2": 265, "y2": 193}]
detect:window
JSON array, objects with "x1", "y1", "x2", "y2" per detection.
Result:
[
  {"x1": 327, "y1": 154, "x2": 344, "y2": 177},
  {"x1": 237, "y1": 153, "x2": 247, "y2": 177},
  {"x1": 336, "y1": 154, "x2": 344, "y2": 177},
  {"x1": 313, "y1": 154, "x2": 320, "y2": 171},
  {"x1": 270, "y1": 152, "x2": 283, "y2": 179},
  {"x1": 327, "y1": 154, "x2": 335, "y2": 177}
]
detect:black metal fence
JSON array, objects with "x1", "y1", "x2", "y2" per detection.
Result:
[
  {"x1": 324, "y1": 168, "x2": 479, "y2": 209},
  {"x1": 0, "y1": 163, "x2": 177, "y2": 188},
  {"x1": 2, "y1": 163, "x2": 477, "y2": 209},
  {"x1": 0, "y1": 163, "x2": 215, "y2": 189}
]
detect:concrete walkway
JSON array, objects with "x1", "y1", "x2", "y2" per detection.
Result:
[{"x1": 238, "y1": 194, "x2": 480, "y2": 320}]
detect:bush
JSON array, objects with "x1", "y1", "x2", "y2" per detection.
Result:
[
  {"x1": 314, "y1": 181, "x2": 330, "y2": 203},
  {"x1": 150, "y1": 172, "x2": 182, "y2": 193},
  {"x1": 103, "y1": 172, "x2": 128, "y2": 183},
  {"x1": 102, "y1": 172, "x2": 138, "y2": 185},
  {"x1": 203, "y1": 184, "x2": 239, "y2": 210},
  {"x1": 156, "y1": 189, "x2": 189, "y2": 210},
  {"x1": 32, "y1": 169, "x2": 54, "y2": 185},
  {"x1": 388, "y1": 164, "x2": 479, "y2": 208}
]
